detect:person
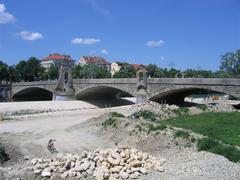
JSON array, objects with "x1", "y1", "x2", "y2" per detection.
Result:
[{"x1": 47, "y1": 139, "x2": 57, "y2": 153}]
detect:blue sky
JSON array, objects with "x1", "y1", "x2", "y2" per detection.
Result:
[{"x1": 0, "y1": 0, "x2": 239, "y2": 70}]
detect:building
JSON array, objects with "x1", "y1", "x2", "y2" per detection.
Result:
[
  {"x1": 78, "y1": 56, "x2": 110, "y2": 71},
  {"x1": 131, "y1": 64, "x2": 145, "y2": 71},
  {"x1": 110, "y1": 62, "x2": 146, "y2": 77},
  {"x1": 111, "y1": 62, "x2": 122, "y2": 76},
  {"x1": 41, "y1": 53, "x2": 74, "y2": 70}
]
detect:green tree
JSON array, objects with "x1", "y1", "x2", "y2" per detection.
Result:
[
  {"x1": 48, "y1": 64, "x2": 59, "y2": 80},
  {"x1": 15, "y1": 60, "x2": 27, "y2": 81},
  {"x1": 0, "y1": 61, "x2": 8, "y2": 84},
  {"x1": 25, "y1": 57, "x2": 43, "y2": 81},
  {"x1": 7, "y1": 66, "x2": 17, "y2": 82},
  {"x1": 165, "y1": 68, "x2": 180, "y2": 78},
  {"x1": 73, "y1": 64, "x2": 83, "y2": 79},
  {"x1": 113, "y1": 63, "x2": 136, "y2": 78},
  {"x1": 73, "y1": 64, "x2": 111, "y2": 79},
  {"x1": 146, "y1": 64, "x2": 164, "y2": 78},
  {"x1": 220, "y1": 49, "x2": 240, "y2": 76},
  {"x1": 96, "y1": 66, "x2": 111, "y2": 78}
]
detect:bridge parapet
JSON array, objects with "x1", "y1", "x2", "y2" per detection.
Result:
[
  {"x1": 12, "y1": 80, "x2": 58, "y2": 86},
  {"x1": 148, "y1": 78, "x2": 240, "y2": 85},
  {"x1": 73, "y1": 78, "x2": 136, "y2": 84}
]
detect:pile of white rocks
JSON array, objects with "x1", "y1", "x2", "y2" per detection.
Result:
[{"x1": 29, "y1": 146, "x2": 166, "y2": 179}]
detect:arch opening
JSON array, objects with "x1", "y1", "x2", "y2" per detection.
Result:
[
  {"x1": 150, "y1": 88, "x2": 237, "y2": 106},
  {"x1": 13, "y1": 87, "x2": 53, "y2": 101},
  {"x1": 76, "y1": 86, "x2": 134, "y2": 107}
]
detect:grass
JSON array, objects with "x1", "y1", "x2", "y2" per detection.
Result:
[
  {"x1": 145, "y1": 123, "x2": 167, "y2": 134},
  {"x1": 102, "y1": 117, "x2": 117, "y2": 128},
  {"x1": 196, "y1": 104, "x2": 209, "y2": 112},
  {"x1": 133, "y1": 110, "x2": 157, "y2": 121},
  {"x1": 174, "y1": 130, "x2": 190, "y2": 139},
  {"x1": 133, "y1": 122, "x2": 167, "y2": 134},
  {"x1": 111, "y1": 112, "x2": 125, "y2": 118},
  {"x1": 0, "y1": 144, "x2": 9, "y2": 164},
  {"x1": 197, "y1": 138, "x2": 240, "y2": 162},
  {"x1": 160, "y1": 112, "x2": 240, "y2": 147},
  {"x1": 172, "y1": 107, "x2": 189, "y2": 116},
  {"x1": 159, "y1": 112, "x2": 240, "y2": 162}
]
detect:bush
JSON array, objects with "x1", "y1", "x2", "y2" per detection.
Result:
[
  {"x1": 139, "y1": 110, "x2": 156, "y2": 121},
  {"x1": 0, "y1": 144, "x2": 9, "y2": 164},
  {"x1": 172, "y1": 107, "x2": 189, "y2": 116},
  {"x1": 196, "y1": 138, "x2": 217, "y2": 150},
  {"x1": 174, "y1": 130, "x2": 190, "y2": 139},
  {"x1": 102, "y1": 117, "x2": 117, "y2": 128},
  {"x1": 197, "y1": 138, "x2": 240, "y2": 162},
  {"x1": 145, "y1": 123, "x2": 167, "y2": 134},
  {"x1": 111, "y1": 112, "x2": 125, "y2": 118},
  {"x1": 196, "y1": 104, "x2": 209, "y2": 112}
]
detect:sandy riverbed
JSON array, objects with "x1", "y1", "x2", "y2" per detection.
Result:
[{"x1": 0, "y1": 101, "x2": 240, "y2": 180}]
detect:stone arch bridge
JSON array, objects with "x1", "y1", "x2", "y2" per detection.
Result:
[{"x1": 11, "y1": 78, "x2": 240, "y2": 104}]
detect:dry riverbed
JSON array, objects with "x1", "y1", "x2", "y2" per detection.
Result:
[{"x1": 0, "y1": 101, "x2": 240, "y2": 180}]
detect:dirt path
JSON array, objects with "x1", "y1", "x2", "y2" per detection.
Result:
[{"x1": 0, "y1": 109, "x2": 114, "y2": 157}]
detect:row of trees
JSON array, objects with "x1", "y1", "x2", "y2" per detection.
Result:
[
  {"x1": 0, "y1": 49, "x2": 239, "y2": 84},
  {"x1": 0, "y1": 57, "x2": 59, "y2": 84}
]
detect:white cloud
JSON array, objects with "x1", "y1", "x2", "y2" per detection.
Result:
[
  {"x1": 71, "y1": 38, "x2": 101, "y2": 45},
  {"x1": 19, "y1": 31, "x2": 44, "y2": 41},
  {"x1": 0, "y1": 4, "x2": 6, "y2": 12},
  {"x1": 101, "y1": 49, "x2": 109, "y2": 55},
  {"x1": 146, "y1": 40, "x2": 165, "y2": 47},
  {"x1": 0, "y1": 3, "x2": 16, "y2": 24},
  {"x1": 160, "y1": 56, "x2": 165, "y2": 60}
]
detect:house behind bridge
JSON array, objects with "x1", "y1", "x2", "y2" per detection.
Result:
[{"x1": 41, "y1": 53, "x2": 75, "y2": 70}]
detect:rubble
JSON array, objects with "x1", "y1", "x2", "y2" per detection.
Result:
[{"x1": 29, "y1": 146, "x2": 166, "y2": 179}]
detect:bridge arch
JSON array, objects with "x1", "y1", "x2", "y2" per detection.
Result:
[
  {"x1": 149, "y1": 85, "x2": 239, "y2": 104},
  {"x1": 75, "y1": 85, "x2": 135, "y2": 100},
  {"x1": 12, "y1": 87, "x2": 53, "y2": 101}
]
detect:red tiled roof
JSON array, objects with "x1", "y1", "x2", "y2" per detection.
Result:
[
  {"x1": 81, "y1": 56, "x2": 110, "y2": 65},
  {"x1": 131, "y1": 64, "x2": 144, "y2": 70},
  {"x1": 42, "y1": 53, "x2": 72, "y2": 61}
]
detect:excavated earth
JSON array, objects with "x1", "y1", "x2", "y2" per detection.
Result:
[{"x1": 0, "y1": 101, "x2": 240, "y2": 180}]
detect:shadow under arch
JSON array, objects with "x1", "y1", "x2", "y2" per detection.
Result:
[
  {"x1": 76, "y1": 86, "x2": 135, "y2": 107},
  {"x1": 13, "y1": 87, "x2": 53, "y2": 101},
  {"x1": 149, "y1": 87, "x2": 231, "y2": 106}
]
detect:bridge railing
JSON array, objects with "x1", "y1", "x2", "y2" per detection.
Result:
[{"x1": 148, "y1": 78, "x2": 240, "y2": 85}]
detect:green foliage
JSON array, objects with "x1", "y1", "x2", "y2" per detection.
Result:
[
  {"x1": 160, "y1": 112, "x2": 240, "y2": 147},
  {"x1": 196, "y1": 104, "x2": 209, "y2": 112},
  {"x1": 0, "y1": 61, "x2": 9, "y2": 83},
  {"x1": 102, "y1": 117, "x2": 117, "y2": 128},
  {"x1": 145, "y1": 123, "x2": 167, "y2": 133},
  {"x1": 47, "y1": 64, "x2": 59, "y2": 80},
  {"x1": 220, "y1": 49, "x2": 240, "y2": 77},
  {"x1": 197, "y1": 138, "x2": 217, "y2": 150},
  {"x1": 172, "y1": 107, "x2": 189, "y2": 116},
  {"x1": 73, "y1": 64, "x2": 111, "y2": 79},
  {"x1": 113, "y1": 63, "x2": 136, "y2": 78},
  {"x1": 174, "y1": 130, "x2": 190, "y2": 139},
  {"x1": 146, "y1": 64, "x2": 164, "y2": 78},
  {"x1": 0, "y1": 144, "x2": 9, "y2": 164},
  {"x1": 183, "y1": 69, "x2": 214, "y2": 78},
  {"x1": 111, "y1": 112, "x2": 125, "y2": 118},
  {"x1": 133, "y1": 110, "x2": 156, "y2": 121},
  {"x1": 197, "y1": 138, "x2": 240, "y2": 162}
]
